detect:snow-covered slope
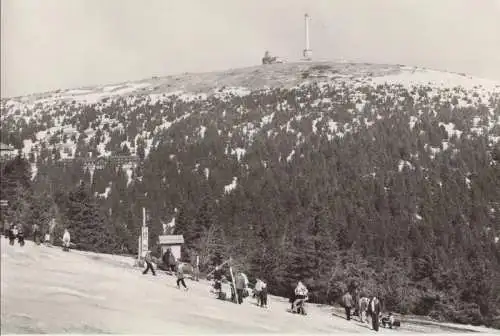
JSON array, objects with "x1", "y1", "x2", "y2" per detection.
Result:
[
  {"x1": 1, "y1": 241, "x2": 497, "y2": 334},
  {"x1": 1, "y1": 62, "x2": 499, "y2": 169}
]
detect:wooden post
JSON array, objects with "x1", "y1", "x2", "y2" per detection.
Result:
[
  {"x1": 229, "y1": 257, "x2": 239, "y2": 304},
  {"x1": 194, "y1": 255, "x2": 200, "y2": 281},
  {"x1": 138, "y1": 236, "x2": 142, "y2": 260}
]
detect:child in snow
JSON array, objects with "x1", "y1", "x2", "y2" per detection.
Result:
[{"x1": 176, "y1": 263, "x2": 188, "y2": 290}]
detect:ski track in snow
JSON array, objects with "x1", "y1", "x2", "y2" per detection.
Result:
[{"x1": 1, "y1": 241, "x2": 497, "y2": 334}]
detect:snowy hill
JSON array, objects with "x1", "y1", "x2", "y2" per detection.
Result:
[
  {"x1": 1, "y1": 62, "x2": 500, "y2": 329},
  {"x1": 1, "y1": 62, "x2": 499, "y2": 164},
  {"x1": 1, "y1": 241, "x2": 497, "y2": 334}
]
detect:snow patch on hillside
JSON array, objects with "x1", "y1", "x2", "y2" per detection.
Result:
[
  {"x1": 372, "y1": 68, "x2": 500, "y2": 91},
  {"x1": 224, "y1": 177, "x2": 238, "y2": 194}
]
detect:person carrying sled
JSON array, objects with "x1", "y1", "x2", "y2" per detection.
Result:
[
  {"x1": 176, "y1": 263, "x2": 189, "y2": 290},
  {"x1": 62, "y1": 228, "x2": 71, "y2": 250},
  {"x1": 291, "y1": 281, "x2": 309, "y2": 313},
  {"x1": 142, "y1": 250, "x2": 156, "y2": 276},
  {"x1": 342, "y1": 291, "x2": 354, "y2": 321}
]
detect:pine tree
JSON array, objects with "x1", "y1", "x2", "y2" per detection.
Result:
[{"x1": 64, "y1": 182, "x2": 117, "y2": 253}]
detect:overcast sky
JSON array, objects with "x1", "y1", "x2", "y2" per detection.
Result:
[{"x1": 2, "y1": 0, "x2": 500, "y2": 98}]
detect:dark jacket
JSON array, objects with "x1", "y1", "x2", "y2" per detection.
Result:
[
  {"x1": 342, "y1": 292, "x2": 354, "y2": 308},
  {"x1": 214, "y1": 269, "x2": 223, "y2": 281}
]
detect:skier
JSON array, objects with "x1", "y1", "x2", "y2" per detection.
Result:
[
  {"x1": 142, "y1": 250, "x2": 156, "y2": 276},
  {"x1": 342, "y1": 291, "x2": 354, "y2": 321},
  {"x1": 176, "y1": 263, "x2": 189, "y2": 290},
  {"x1": 62, "y1": 229, "x2": 71, "y2": 251}
]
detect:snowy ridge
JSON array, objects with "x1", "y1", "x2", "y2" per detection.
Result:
[{"x1": 1, "y1": 62, "x2": 499, "y2": 206}]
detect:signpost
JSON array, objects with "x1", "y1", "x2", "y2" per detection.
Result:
[
  {"x1": 137, "y1": 236, "x2": 142, "y2": 261},
  {"x1": 135, "y1": 207, "x2": 149, "y2": 261},
  {"x1": 136, "y1": 207, "x2": 149, "y2": 267},
  {"x1": 141, "y1": 207, "x2": 149, "y2": 257}
]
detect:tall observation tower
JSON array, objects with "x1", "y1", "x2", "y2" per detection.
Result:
[{"x1": 302, "y1": 13, "x2": 312, "y2": 61}]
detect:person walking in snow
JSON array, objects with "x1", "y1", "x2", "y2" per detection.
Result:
[
  {"x1": 33, "y1": 223, "x2": 41, "y2": 245},
  {"x1": 254, "y1": 279, "x2": 265, "y2": 306},
  {"x1": 176, "y1": 263, "x2": 188, "y2": 290},
  {"x1": 291, "y1": 281, "x2": 309, "y2": 313},
  {"x1": 17, "y1": 225, "x2": 25, "y2": 246},
  {"x1": 256, "y1": 279, "x2": 268, "y2": 308},
  {"x1": 142, "y1": 250, "x2": 156, "y2": 276},
  {"x1": 3, "y1": 220, "x2": 10, "y2": 238},
  {"x1": 235, "y1": 272, "x2": 249, "y2": 304},
  {"x1": 164, "y1": 248, "x2": 176, "y2": 272},
  {"x1": 8, "y1": 223, "x2": 17, "y2": 245},
  {"x1": 213, "y1": 265, "x2": 223, "y2": 294},
  {"x1": 367, "y1": 295, "x2": 382, "y2": 332},
  {"x1": 342, "y1": 291, "x2": 354, "y2": 321},
  {"x1": 62, "y1": 228, "x2": 71, "y2": 251}
]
